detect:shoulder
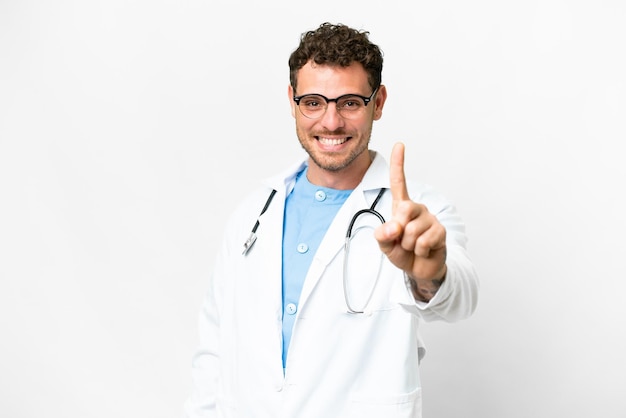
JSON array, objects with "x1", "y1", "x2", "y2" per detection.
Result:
[{"x1": 225, "y1": 158, "x2": 307, "y2": 228}]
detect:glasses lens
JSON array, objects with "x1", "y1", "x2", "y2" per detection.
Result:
[
  {"x1": 298, "y1": 95, "x2": 326, "y2": 119},
  {"x1": 336, "y1": 96, "x2": 366, "y2": 118},
  {"x1": 298, "y1": 94, "x2": 328, "y2": 119}
]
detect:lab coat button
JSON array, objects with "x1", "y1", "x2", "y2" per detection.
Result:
[
  {"x1": 286, "y1": 303, "x2": 297, "y2": 315},
  {"x1": 315, "y1": 190, "x2": 326, "y2": 201},
  {"x1": 297, "y1": 243, "x2": 308, "y2": 253}
]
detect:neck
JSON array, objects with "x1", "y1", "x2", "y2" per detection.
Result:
[{"x1": 306, "y1": 150, "x2": 373, "y2": 190}]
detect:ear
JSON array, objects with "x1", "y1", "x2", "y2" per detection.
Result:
[
  {"x1": 288, "y1": 85, "x2": 297, "y2": 118},
  {"x1": 373, "y1": 84, "x2": 387, "y2": 121}
]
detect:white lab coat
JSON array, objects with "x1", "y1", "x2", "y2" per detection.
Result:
[{"x1": 184, "y1": 151, "x2": 479, "y2": 418}]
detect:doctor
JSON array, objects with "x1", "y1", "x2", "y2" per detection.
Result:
[{"x1": 184, "y1": 22, "x2": 479, "y2": 418}]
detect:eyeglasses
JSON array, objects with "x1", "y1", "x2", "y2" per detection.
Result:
[{"x1": 293, "y1": 88, "x2": 378, "y2": 119}]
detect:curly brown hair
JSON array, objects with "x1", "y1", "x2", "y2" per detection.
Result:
[{"x1": 288, "y1": 22, "x2": 383, "y2": 93}]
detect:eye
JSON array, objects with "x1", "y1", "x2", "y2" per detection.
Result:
[
  {"x1": 301, "y1": 95, "x2": 325, "y2": 109},
  {"x1": 338, "y1": 96, "x2": 365, "y2": 110}
]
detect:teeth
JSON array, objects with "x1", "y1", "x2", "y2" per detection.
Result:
[{"x1": 319, "y1": 137, "x2": 347, "y2": 145}]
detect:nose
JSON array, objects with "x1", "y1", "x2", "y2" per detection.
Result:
[{"x1": 319, "y1": 102, "x2": 345, "y2": 131}]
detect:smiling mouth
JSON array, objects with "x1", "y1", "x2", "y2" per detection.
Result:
[{"x1": 318, "y1": 137, "x2": 348, "y2": 146}]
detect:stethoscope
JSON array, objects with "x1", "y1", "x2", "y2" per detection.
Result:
[{"x1": 242, "y1": 188, "x2": 387, "y2": 315}]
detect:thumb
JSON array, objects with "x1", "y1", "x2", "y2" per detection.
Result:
[{"x1": 374, "y1": 221, "x2": 402, "y2": 253}]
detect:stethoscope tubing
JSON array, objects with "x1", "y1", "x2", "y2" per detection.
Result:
[
  {"x1": 343, "y1": 188, "x2": 387, "y2": 314},
  {"x1": 243, "y1": 187, "x2": 388, "y2": 314}
]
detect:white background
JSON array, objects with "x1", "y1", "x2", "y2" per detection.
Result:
[{"x1": 1, "y1": 1, "x2": 625, "y2": 417}]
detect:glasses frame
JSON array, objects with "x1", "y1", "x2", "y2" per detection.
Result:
[{"x1": 293, "y1": 87, "x2": 378, "y2": 119}]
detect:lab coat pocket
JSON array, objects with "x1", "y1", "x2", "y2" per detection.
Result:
[{"x1": 347, "y1": 386, "x2": 422, "y2": 418}]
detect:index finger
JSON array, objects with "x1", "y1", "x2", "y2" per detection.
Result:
[{"x1": 389, "y1": 142, "x2": 410, "y2": 204}]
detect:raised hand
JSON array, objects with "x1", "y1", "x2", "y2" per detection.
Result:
[{"x1": 374, "y1": 142, "x2": 448, "y2": 301}]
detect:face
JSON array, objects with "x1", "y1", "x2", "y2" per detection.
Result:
[{"x1": 288, "y1": 61, "x2": 387, "y2": 188}]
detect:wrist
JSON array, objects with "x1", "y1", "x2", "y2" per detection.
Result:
[{"x1": 407, "y1": 265, "x2": 447, "y2": 302}]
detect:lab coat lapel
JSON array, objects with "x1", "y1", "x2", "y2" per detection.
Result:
[
  {"x1": 257, "y1": 160, "x2": 306, "y2": 303},
  {"x1": 255, "y1": 187, "x2": 286, "y2": 310}
]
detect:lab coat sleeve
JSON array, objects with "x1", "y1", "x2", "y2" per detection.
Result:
[
  {"x1": 401, "y1": 185, "x2": 480, "y2": 322},
  {"x1": 183, "y1": 239, "x2": 228, "y2": 417},
  {"x1": 183, "y1": 187, "x2": 273, "y2": 417}
]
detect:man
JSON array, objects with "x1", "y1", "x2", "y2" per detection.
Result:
[{"x1": 184, "y1": 22, "x2": 479, "y2": 418}]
